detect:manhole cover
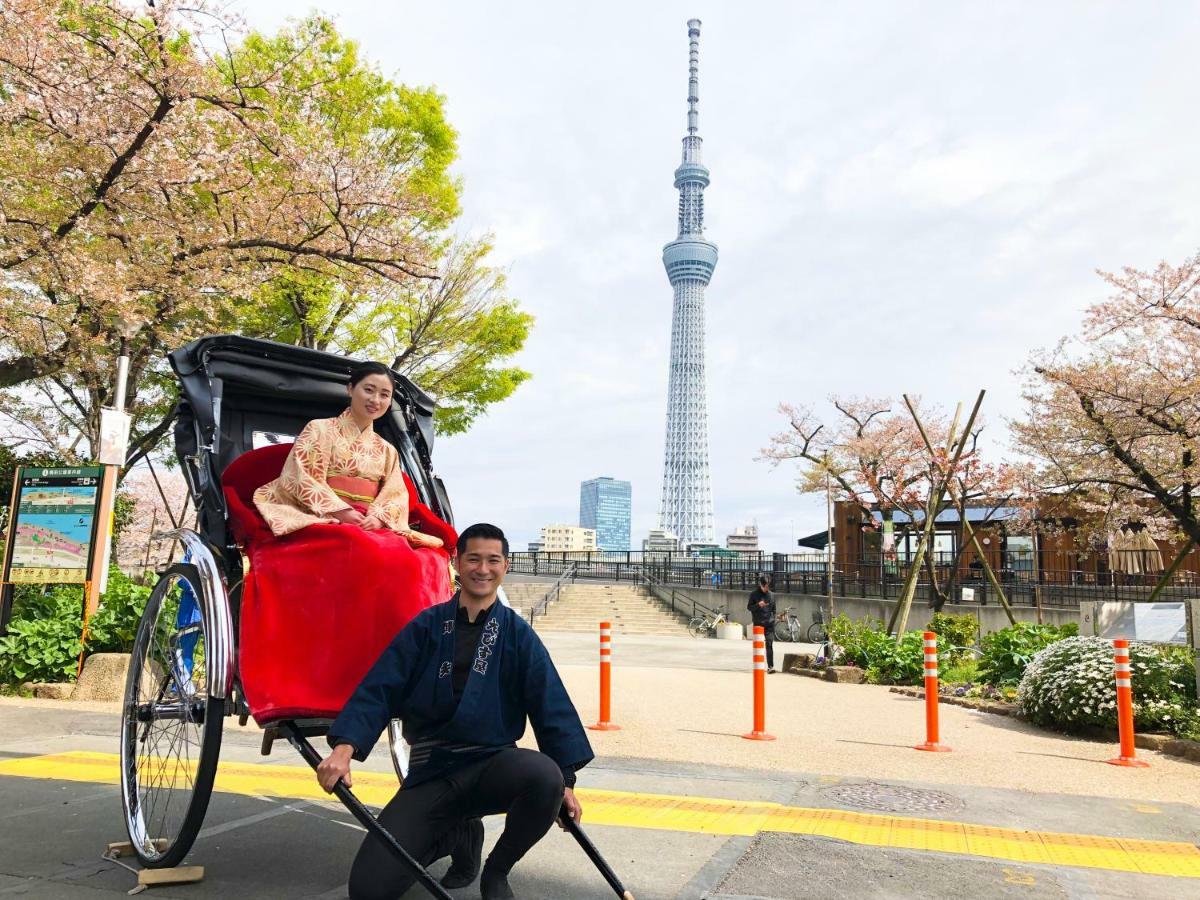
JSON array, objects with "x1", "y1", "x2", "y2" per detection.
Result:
[{"x1": 819, "y1": 781, "x2": 964, "y2": 813}]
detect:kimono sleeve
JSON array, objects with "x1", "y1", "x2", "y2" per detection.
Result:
[
  {"x1": 367, "y1": 447, "x2": 411, "y2": 532},
  {"x1": 279, "y1": 420, "x2": 351, "y2": 516},
  {"x1": 327, "y1": 616, "x2": 428, "y2": 761},
  {"x1": 521, "y1": 629, "x2": 594, "y2": 774}
]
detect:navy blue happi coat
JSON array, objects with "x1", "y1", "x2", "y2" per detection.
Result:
[{"x1": 328, "y1": 594, "x2": 594, "y2": 788}]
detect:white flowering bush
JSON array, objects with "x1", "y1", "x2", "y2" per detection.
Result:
[{"x1": 1018, "y1": 637, "x2": 1198, "y2": 735}]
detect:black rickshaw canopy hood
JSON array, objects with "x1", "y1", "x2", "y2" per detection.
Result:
[{"x1": 168, "y1": 334, "x2": 452, "y2": 545}]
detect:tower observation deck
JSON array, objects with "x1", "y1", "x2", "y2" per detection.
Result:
[{"x1": 658, "y1": 18, "x2": 718, "y2": 547}]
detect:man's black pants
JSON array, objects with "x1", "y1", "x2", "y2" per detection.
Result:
[
  {"x1": 348, "y1": 747, "x2": 564, "y2": 900},
  {"x1": 763, "y1": 629, "x2": 775, "y2": 669}
]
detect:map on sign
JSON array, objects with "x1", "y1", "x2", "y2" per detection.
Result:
[{"x1": 4, "y1": 468, "x2": 103, "y2": 584}]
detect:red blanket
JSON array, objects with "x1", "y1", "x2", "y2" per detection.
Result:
[{"x1": 221, "y1": 443, "x2": 457, "y2": 723}]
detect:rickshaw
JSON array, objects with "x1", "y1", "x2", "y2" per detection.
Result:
[
  {"x1": 120, "y1": 335, "x2": 631, "y2": 900},
  {"x1": 118, "y1": 335, "x2": 461, "y2": 895}
]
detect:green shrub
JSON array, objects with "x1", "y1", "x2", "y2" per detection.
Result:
[
  {"x1": 0, "y1": 569, "x2": 152, "y2": 685},
  {"x1": 828, "y1": 614, "x2": 925, "y2": 684},
  {"x1": 0, "y1": 586, "x2": 83, "y2": 684},
  {"x1": 927, "y1": 612, "x2": 979, "y2": 663},
  {"x1": 1018, "y1": 636, "x2": 1198, "y2": 735},
  {"x1": 85, "y1": 572, "x2": 152, "y2": 654},
  {"x1": 1157, "y1": 645, "x2": 1199, "y2": 703},
  {"x1": 828, "y1": 613, "x2": 886, "y2": 665},
  {"x1": 939, "y1": 658, "x2": 980, "y2": 685},
  {"x1": 862, "y1": 630, "x2": 926, "y2": 685},
  {"x1": 978, "y1": 622, "x2": 1078, "y2": 686}
]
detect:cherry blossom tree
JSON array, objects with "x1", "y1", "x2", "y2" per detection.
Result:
[
  {"x1": 113, "y1": 468, "x2": 189, "y2": 574},
  {"x1": 1015, "y1": 251, "x2": 1200, "y2": 566},
  {"x1": 763, "y1": 394, "x2": 1031, "y2": 617},
  {"x1": 0, "y1": 3, "x2": 524, "y2": 461}
]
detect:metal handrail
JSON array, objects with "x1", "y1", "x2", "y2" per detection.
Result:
[
  {"x1": 527, "y1": 563, "x2": 577, "y2": 626},
  {"x1": 640, "y1": 572, "x2": 724, "y2": 621}
]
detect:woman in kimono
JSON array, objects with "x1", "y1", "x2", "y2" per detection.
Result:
[
  {"x1": 236, "y1": 362, "x2": 455, "y2": 723},
  {"x1": 254, "y1": 361, "x2": 446, "y2": 549}
]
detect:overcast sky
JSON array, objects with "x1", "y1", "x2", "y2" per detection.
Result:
[{"x1": 248, "y1": 1, "x2": 1200, "y2": 553}]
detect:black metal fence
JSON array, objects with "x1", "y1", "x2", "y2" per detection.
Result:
[{"x1": 507, "y1": 550, "x2": 1200, "y2": 611}]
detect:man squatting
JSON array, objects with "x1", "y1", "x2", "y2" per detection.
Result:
[{"x1": 317, "y1": 523, "x2": 594, "y2": 900}]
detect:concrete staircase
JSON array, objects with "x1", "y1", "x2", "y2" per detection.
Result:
[
  {"x1": 499, "y1": 582, "x2": 547, "y2": 617},
  {"x1": 529, "y1": 582, "x2": 693, "y2": 636}
]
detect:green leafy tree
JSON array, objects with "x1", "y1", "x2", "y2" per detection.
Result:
[
  {"x1": 0, "y1": 4, "x2": 517, "y2": 467},
  {"x1": 240, "y1": 237, "x2": 533, "y2": 436}
]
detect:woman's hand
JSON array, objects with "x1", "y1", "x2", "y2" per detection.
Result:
[
  {"x1": 332, "y1": 508, "x2": 366, "y2": 526},
  {"x1": 361, "y1": 515, "x2": 385, "y2": 531},
  {"x1": 404, "y1": 530, "x2": 444, "y2": 549}
]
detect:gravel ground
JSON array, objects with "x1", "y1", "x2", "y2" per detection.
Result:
[{"x1": 542, "y1": 662, "x2": 1200, "y2": 807}]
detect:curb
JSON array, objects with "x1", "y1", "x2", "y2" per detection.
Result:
[
  {"x1": 888, "y1": 686, "x2": 1200, "y2": 763},
  {"x1": 784, "y1": 665, "x2": 866, "y2": 684},
  {"x1": 889, "y1": 686, "x2": 1015, "y2": 717}
]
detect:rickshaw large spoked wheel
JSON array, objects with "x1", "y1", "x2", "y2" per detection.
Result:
[{"x1": 120, "y1": 563, "x2": 225, "y2": 868}]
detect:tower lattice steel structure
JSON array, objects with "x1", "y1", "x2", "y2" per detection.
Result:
[{"x1": 658, "y1": 18, "x2": 718, "y2": 547}]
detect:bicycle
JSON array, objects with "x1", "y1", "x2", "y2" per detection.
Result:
[
  {"x1": 773, "y1": 607, "x2": 803, "y2": 642},
  {"x1": 806, "y1": 608, "x2": 829, "y2": 643},
  {"x1": 688, "y1": 609, "x2": 728, "y2": 638}
]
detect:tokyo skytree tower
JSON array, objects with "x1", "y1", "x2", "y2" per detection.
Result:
[{"x1": 658, "y1": 18, "x2": 718, "y2": 547}]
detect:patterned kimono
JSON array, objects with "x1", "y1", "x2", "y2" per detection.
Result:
[{"x1": 254, "y1": 409, "x2": 411, "y2": 537}]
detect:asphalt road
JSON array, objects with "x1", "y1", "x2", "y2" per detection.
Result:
[{"x1": 2, "y1": 700, "x2": 1199, "y2": 899}]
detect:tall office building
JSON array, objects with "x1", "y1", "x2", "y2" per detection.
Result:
[
  {"x1": 580, "y1": 477, "x2": 632, "y2": 551},
  {"x1": 657, "y1": 19, "x2": 718, "y2": 547}
]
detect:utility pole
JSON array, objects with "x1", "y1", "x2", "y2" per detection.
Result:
[{"x1": 87, "y1": 335, "x2": 133, "y2": 616}]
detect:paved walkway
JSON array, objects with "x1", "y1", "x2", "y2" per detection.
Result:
[
  {"x1": 4, "y1": 751, "x2": 1198, "y2": 879},
  {"x1": 541, "y1": 631, "x2": 1200, "y2": 806},
  {"x1": 1, "y1": 631, "x2": 1198, "y2": 898}
]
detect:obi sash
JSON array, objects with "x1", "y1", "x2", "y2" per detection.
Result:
[{"x1": 328, "y1": 474, "x2": 381, "y2": 514}]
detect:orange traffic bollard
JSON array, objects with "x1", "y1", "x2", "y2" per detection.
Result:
[
  {"x1": 742, "y1": 625, "x2": 776, "y2": 741},
  {"x1": 1107, "y1": 638, "x2": 1149, "y2": 768},
  {"x1": 914, "y1": 631, "x2": 951, "y2": 752},
  {"x1": 588, "y1": 621, "x2": 620, "y2": 731}
]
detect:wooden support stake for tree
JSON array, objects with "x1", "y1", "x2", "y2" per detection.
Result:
[
  {"x1": 892, "y1": 392, "x2": 985, "y2": 639},
  {"x1": 1145, "y1": 540, "x2": 1197, "y2": 604},
  {"x1": 961, "y1": 517, "x2": 1018, "y2": 625},
  {"x1": 903, "y1": 391, "x2": 1016, "y2": 622},
  {"x1": 887, "y1": 527, "x2": 930, "y2": 635}
]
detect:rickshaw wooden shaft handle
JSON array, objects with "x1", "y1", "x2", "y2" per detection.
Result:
[
  {"x1": 282, "y1": 723, "x2": 454, "y2": 900},
  {"x1": 559, "y1": 806, "x2": 634, "y2": 900}
]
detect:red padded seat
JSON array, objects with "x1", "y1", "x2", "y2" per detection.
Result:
[{"x1": 221, "y1": 444, "x2": 456, "y2": 724}]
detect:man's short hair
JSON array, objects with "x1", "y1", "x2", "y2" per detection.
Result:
[
  {"x1": 758, "y1": 575, "x2": 770, "y2": 586},
  {"x1": 457, "y1": 523, "x2": 509, "y2": 558}
]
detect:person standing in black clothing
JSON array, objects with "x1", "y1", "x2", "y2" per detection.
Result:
[{"x1": 747, "y1": 575, "x2": 777, "y2": 673}]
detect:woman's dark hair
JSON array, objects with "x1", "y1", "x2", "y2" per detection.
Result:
[
  {"x1": 348, "y1": 360, "x2": 393, "y2": 388},
  {"x1": 457, "y1": 523, "x2": 509, "y2": 557}
]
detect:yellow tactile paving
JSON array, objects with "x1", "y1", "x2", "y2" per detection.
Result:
[{"x1": 3, "y1": 751, "x2": 1199, "y2": 878}]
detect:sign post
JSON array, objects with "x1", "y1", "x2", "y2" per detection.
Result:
[
  {"x1": 1, "y1": 466, "x2": 106, "y2": 640},
  {"x1": 1, "y1": 467, "x2": 105, "y2": 587}
]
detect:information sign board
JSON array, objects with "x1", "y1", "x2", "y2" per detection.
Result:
[
  {"x1": 2, "y1": 467, "x2": 104, "y2": 584},
  {"x1": 1095, "y1": 600, "x2": 1189, "y2": 645}
]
